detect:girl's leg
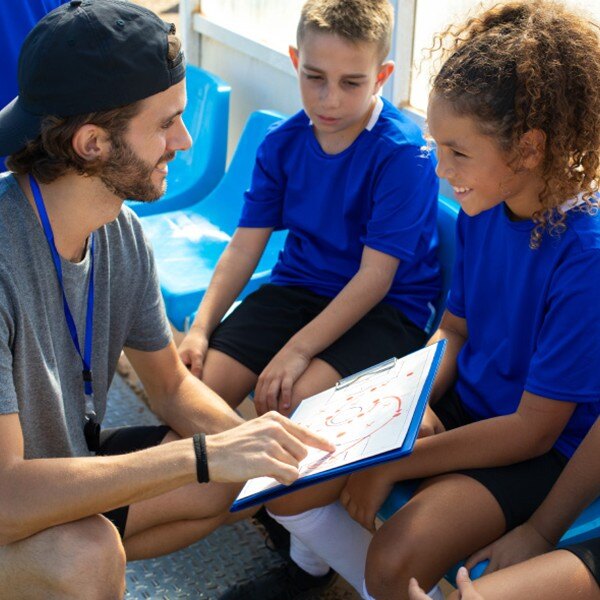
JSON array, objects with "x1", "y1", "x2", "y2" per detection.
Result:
[
  {"x1": 448, "y1": 549, "x2": 600, "y2": 600},
  {"x1": 366, "y1": 473, "x2": 506, "y2": 600}
]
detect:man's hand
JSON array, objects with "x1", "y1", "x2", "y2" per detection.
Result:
[
  {"x1": 466, "y1": 521, "x2": 553, "y2": 574},
  {"x1": 340, "y1": 466, "x2": 394, "y2": 532},
  {"x1": 178, "y1": 328, "x2": 209, "y2": 378},
  {"x1": 205, "y1": 411, "x2": 335, "y2": 484},
  {"x1": 418, "y1": 404, "x2": 445, "y2": 438},
  {"x1": 408, "y1": 578, "x2": 433, "y2": 600},
  {"x1": 254, "y1": 347, "x2": 311, "y2": 416}
]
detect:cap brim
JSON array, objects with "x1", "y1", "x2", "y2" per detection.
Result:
[{"x1": 0, "y1": 97, "x2": 43, "y2": 156}]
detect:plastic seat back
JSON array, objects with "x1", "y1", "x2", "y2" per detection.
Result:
[
  {"x1": 430, "y1": 195, "x2": 459, "y2": 331},
  {"x1": 140, "y1": 110, "x2": 286, "y2": 330},
  {"x1": 128, "y1": 64, "x2": 230, "y2": 217}
]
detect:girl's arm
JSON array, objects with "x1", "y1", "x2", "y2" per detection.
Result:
[
  {"x1": 178, "y1": 226, "x2": 273, "y2": 376},
  {"x1": 466, "y1": 417, "x2": 600, "y2": 572},
  {"x1": 426, "y1": 310, "x2": 467, "y2": 403},
  {"x1": 342, "y1": 390, "x2": 576, "y2": 530},
  {"x1": 418, "y1": 310, "x2": 468, "y2": 437},
  {"x1": 253, "y1": 246, "x2": 399, "y2": 415}
]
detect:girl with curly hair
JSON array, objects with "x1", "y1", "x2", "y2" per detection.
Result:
[{"x1": 250, "y1": 2, "x2": 600, "y2": 600}]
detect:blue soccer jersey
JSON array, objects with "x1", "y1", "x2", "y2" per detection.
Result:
[
  {"x1": 447, "y1": 203, "x2": 600, "y2": 457},
  {"x1": 239, "y1": 98, "x2": 441, "y2": 331}
]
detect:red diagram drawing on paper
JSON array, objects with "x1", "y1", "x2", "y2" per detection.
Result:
[{"x1": 298, "y1": 389, "x2": 402, "y2": 475}]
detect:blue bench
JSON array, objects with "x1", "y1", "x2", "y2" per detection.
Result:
[
  {"x1": 140, "y1": 109, "x2": 287, "y2": 331},
  {"x1": 128, "y1": 65, "x2": 231, "y2": 217}
]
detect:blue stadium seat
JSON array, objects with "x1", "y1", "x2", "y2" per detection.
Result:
[
  {"x1": 430, "y1": 194, "x2": 460, "y2": 332},
  {"x1": 140, "y1": 110, "x2": 287, "y2": 331},
  {"x1": 128, "y1": 64, "x2": 231, "y2": 217}
]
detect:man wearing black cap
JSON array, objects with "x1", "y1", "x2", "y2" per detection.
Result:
[{"x1": 0, "y1": 1, "x2": 333, "y2": 597}]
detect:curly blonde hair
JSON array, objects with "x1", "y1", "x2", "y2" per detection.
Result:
[{"x1": 430, "y1": 1, "x2": 600, "y2": 247}]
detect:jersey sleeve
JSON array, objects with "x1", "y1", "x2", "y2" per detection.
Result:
[
  {"x1": 238, "y1": 136, "x2": 285, "y2": 229},
  {"x1": 445, "y1": 210, "x2": 466, "y2": 319},
  {"x1": 124, "y1": 226, "x2": 172, "y2": 351},
  {"x1": 361, "y1": 145, "x2": 438, "y2": 262},
  {"x1": 526, "y1": 248, "x2": 600, "y2": 402}
]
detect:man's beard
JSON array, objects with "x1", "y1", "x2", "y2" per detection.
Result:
[{"x1": 99, "y1": 133, "x2": 175, "y2": 202}]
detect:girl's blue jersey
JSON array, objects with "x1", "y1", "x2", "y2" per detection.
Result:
[{"x1": 448, "y1": 203, "x2": 600, "y2": 457}]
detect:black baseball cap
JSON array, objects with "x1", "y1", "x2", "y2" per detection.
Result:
[{"x1": 0, "y1": 0, "x2": 185, "y2": 156}]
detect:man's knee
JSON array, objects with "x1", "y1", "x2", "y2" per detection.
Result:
[{"x1": 51, "y1": 516, "x2": 126, "y2": 599}]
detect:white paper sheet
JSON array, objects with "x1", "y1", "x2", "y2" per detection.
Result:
[{"x1": 236, "y1": 343, "x2": 439, "y2": 502}]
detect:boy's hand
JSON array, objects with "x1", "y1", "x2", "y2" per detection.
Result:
[
  {"x1": 206, "y1": 411, "x2": 335, "y2": 484},
  {"x1": 255, "y1": 347, "x2": 311, "y2": 416},
  {"x1": 418, "y1": 404, "x2": 445, "y2": 438},
  {"x1": 178, "y1": 328, "x2": 209, "y2": 378},
  {"x1": 466, "y1": 521, "x2": 553, "y2": 574},
  {"x1": 340, "y1": 466, "x2": 394, "y2": 532}
]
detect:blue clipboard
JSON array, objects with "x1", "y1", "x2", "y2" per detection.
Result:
[{"x1": 230, "y1": 340, "x2": 446, "y2": 512}]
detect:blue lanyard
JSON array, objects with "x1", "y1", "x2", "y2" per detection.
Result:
[{"x1": 29, "y1": 175, "x2": 96, "y2": 416}]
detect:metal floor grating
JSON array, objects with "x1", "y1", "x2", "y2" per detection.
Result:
[{"x1": 105, "y1": 374, "x2": 359, "y2": 599}]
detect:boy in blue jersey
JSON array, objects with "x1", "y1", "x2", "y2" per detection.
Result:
[{"x1": 179, "y1": 0, "x2": 440, "y2": 423}]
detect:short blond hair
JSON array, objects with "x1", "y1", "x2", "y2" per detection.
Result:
[{"x1": 297, "y1": 0, "x2": 394, "y2": 62}]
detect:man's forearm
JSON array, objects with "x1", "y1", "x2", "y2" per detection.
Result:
[
  {"x1": 0, "y1": 438, "x2": 197, "y2": 545},
  {"x1": 153, "y1": 374, "x2": 244, "y2": 436}
]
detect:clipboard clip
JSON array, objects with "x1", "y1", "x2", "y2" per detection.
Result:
[{"x1": 335, "y1": 357, "x2": 397, "y2": 390}]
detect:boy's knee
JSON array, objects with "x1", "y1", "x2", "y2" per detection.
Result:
[{"x1": 51, "y1": 516, "x2": 126, "y2": 599}]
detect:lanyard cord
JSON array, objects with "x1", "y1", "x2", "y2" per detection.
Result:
[{"x1": 28, "y1": 174, "x2": 96, "y2": 415}]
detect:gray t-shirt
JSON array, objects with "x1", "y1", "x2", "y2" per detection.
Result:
[{"x1": 0, "y1": 173, "x2": 172, "y2": 458}]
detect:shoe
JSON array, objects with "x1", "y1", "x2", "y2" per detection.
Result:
[
  {"x1": 253, "y1": 506, "x2": 291, "y2": 558},
  {"x1": 219, "y1": 562, "x2": 337, "y2": 600}
]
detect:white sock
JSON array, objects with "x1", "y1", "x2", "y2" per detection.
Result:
[
  {"x1": 361, "y1": 578, "x2": 376, "y2": 599},
  {"x1": 290, "y1": 535, "x2": 330, "y2": 577},
  {"x1": 268, "y1": 502, "x2": 372, "y2": 594}
]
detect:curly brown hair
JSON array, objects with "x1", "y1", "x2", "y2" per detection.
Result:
[
  {"x1": 430, "y1": 1, "x2": 600, "y2": 247},
  {"x1": 297, "y1": 0, "x2": 394, "y2": 63}
]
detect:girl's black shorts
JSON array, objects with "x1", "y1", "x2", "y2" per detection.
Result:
[
  {"x1": 565, "y1": 536, "x2": 600, "y2": 587},
  {"x1": 431, "y1": 389, "x2": 568, "y2": 531}
]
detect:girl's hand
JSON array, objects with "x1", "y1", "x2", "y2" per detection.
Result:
[
  {"x1": 466, "y1": 521, "x2": 553, "y2": 574},
  {"x1": 255, "y1": 347, "x2": 311, "y2": 416},
  {"x1": 418, "y1": 404, "x2": 446, "y2": 438},
  {"x1": 340, "y1": 466, "x2": 394, "y2": 532},
  {"x1": 178, "y1": 329, "x2": 210, "y2": 378}
]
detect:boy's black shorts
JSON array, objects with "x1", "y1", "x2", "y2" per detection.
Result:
[
  {"x1": 209, "y1": 284, "x2": 428, "y2": 378},
  {"x1": 431, "y1": 389, "x2": 568, "y2": 531},
  {"x1": 565, "y1": 537, "x2": 600, "y2": 586},
  {"x1": 98, "y1": 425, "x2": 171, "y2": 538}
]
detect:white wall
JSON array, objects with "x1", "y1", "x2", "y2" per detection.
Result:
[{"x1": 199, "y1": 37, "x2": 301, "y2": 160}]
